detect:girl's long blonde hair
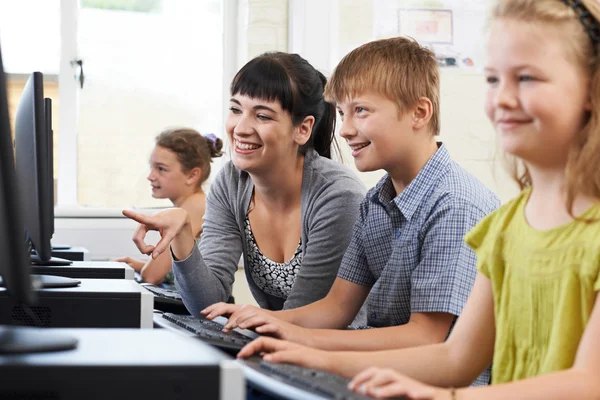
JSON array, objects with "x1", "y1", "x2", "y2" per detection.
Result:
[{"x1": 492, "y1": 0, "x2": 600, "y2": 216}]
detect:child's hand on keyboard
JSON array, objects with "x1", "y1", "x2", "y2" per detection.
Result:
[
  {"x1": 203, "y1": 302, "x2": 313, "y2": 346},
  {"x1": 202, "y1": 302, "x2": 254, "y2": 320},
  {"x1": 251, "y1": 318, "x2": 313, "y2": 346},
  {"x1": 203, "y1": 303, "x2": 275, "y2": 332},
  {"x1": 237, "y1": 337, "x2": 331, "y2": 372},
  {"x1": 349, "y1": 367, "x2": 442, "y2": 399}
]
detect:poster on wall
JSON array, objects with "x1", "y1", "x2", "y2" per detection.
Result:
[
  {"x1": 397, "y1": 8, "x2": 453, "y2": 44},
  {"x1": 373, "y1": 0, "x2": 488, "y2": 69}
]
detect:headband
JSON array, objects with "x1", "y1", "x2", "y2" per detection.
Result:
[{"x1": 561, "y1": 0, "x2": 600, "y2": 44}]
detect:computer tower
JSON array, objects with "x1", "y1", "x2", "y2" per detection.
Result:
[
  {"x1": 50, "y1": 246, "x2": 90, "y2": 261},
  {"x1": 0, "y1": 279, "x2": 153, "y2": 328},
  {"x1": 0, "y1": 328, "x2": 244, "y2": 400},
  {"x1": 32, "y1": 261, "x2": 134, "y2": 279}
]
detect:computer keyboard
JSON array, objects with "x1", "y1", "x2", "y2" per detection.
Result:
[
  {"x1": 142, "y1": 284, "x2": 190, "y2": 314},
  {"x1": 239, "y1": 356, "x2": 377, "y2": 400},
  {"x1": 161, "y1": 313, "x2": 254, "y2": 355},
  {"x1": 142, "y1": 284, "x2": 182, "y2": 301},
  {"x1": 157, "y1": 314, "x2": 393, "y2": 399}
]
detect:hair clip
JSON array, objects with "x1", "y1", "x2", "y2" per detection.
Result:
[
  {"x1": 203, "y1": 133, "x2": 219, "y2": 148},
  {"x1": 561, "y1": 0, "x2": 600, "y2": 45}
]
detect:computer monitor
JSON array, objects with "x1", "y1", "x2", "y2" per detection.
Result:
[
  {"x1": 0, "y1": 41, "x2": 77, "y2": 353},
  {"x1": 45, "y1": 98, "x2": 55, "y2": 243},
  {"x1": 14, "y1": 72, "x2": 70, "y2": 266},
  {"x1": 43, "y1": 98, "x2": 70, "y2": 251},
  {"x1": 45, "y1": 99, "x2": 72, "y2": 252}
]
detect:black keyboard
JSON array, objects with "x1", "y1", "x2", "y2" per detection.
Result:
[
  {"x1": 142, "y1": 285, "x2": 190, "y2": 314},
  {"x1": 142, "y1": 285, "x2": 182, "y2": 300},
  {"x1": 240, "y1": 356, "x2": 377, "y2": 400},
  {"x1": 161, "y1": 313, "x2": 254, "y2": 355}
]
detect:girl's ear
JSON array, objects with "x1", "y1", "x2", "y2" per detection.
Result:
[
  {"x1": 294, "y1": 115, "x2": 315, "y2": 146},
  {"x1": 186, "y1": 167, "x2": 202, "y2": 186}
]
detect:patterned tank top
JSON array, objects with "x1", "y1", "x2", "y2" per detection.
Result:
[{"x1": 244, "y1": 216, "x2": 303, "y2": 299}]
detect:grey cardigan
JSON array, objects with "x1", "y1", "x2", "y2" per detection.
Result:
[{"x1": 173, "y1": 149, "x2": 366, "y2": 316}]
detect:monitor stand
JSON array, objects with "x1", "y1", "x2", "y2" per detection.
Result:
[
  {"x1": 0, "y1": 325, "x2": 78, "y2": 354},
  {"x1": 30, "y1": 254, "x2": 72, "y2": 266}
]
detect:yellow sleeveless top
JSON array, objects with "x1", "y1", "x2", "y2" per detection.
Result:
[{"x1": 465, "y1": 188, "x2": 600, "y2": 384}]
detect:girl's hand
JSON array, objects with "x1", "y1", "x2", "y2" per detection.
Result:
[
  {"x1": 237, "y1": 337, "x2": 331, "y2": 372},
  {"x1": 349, "y1": 367, "x2": 451, "y2": 399},
  {"x1": 122, "y1": 208, "x2": 191, "y2": 259},
  {"x1": 113, "y1": 256, "x2": 145, "y2": 272}
]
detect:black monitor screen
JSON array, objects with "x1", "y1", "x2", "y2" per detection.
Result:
[
  {"x1": 15, "y1": 72, "x2": 53, "y2": 262},
  {"x1": 44, "y1": 98, "x2": 55, "y2": 241},
  {"x1": 0, "y1": 40, "x2": 78, "y2": 354},
  {"x1": 0, "y1": 45, "x2": 34, "y2": 306}
]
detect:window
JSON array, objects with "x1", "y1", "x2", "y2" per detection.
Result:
[
  {"x1": 0, "y1": 0, "x2": 60, "y2": 188},
  {"x1": 2, "y1": 0, "x2": 229, "y2": 210},
  {"x1": 0, "y1": 0, "x2": 61, "y2": 75},
  {"x1": 74, "y1": 0, "x2": 224, "y2": 208}
]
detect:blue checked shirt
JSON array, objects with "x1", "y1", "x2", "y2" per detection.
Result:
[{"x1": 338, "y1": 144, "x2": 499, "y2": 385}]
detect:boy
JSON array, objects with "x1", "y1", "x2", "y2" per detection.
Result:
[{"x1": 205, "y1": 37, "x2": 499, "y2": 383}]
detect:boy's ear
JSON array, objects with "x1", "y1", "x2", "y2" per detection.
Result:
[
  {"x1": 186, "y1": 167, "x2": 202, "y2": 186},
  {"x1": 294, "y1": 115, "x2": 315, "y2": 146},
  {"x1": 412, "y1": 97, "x2": 433, "y2": 131}
]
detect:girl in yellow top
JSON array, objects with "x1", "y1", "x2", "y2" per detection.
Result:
[{"x1": 236, "y1": 0, "x2": 600, "y2": 398}]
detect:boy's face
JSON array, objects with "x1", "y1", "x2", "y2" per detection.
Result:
[
  {"x1": 337, "y1": 93, "x2": 414, "y2": 172},
  {"x1": 484, "y1": 19, "x2": 591, "y2": 167}
]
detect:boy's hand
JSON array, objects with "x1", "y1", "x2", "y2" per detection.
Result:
[
  {"x1": 202, "y1": 303, "x2": 270, "y2": 332},
  {"x1": 122, "y1": 208, "x2": 191, "y2": 259},
  {"x1": 202, "y1": 303, "x2": 312, "y2": 345},
  {"x1": 237, "y1": 337, "x2": 331, "y2": 372},
  {"x1": 252, "y1": 318, "x2": 312, "y2": 346},
  {"x1": 349, "y1": 367, "x2": 450, "y2": 399},
  {"x1": 224, "y1": 305, "x2": 274, "y2": 332},
  {"x1": 113, "y1": 256, "x2": 145, "y2": 272},
  {"x1": 202, "y1": 302, "x2": 249, "y2": 321}
]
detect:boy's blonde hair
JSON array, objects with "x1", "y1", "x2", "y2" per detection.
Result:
[
  {"x1": 324, "y1": 37, "x2": 440, "y2": 136},
  {"x1": 491, "y1": 0, "x2": 600, "y2": 215}
]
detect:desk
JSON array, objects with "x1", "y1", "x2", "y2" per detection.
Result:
[{"x1": 0, "y1": 327, "x2": 244, "y2": 400}]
